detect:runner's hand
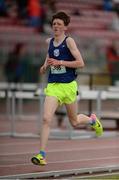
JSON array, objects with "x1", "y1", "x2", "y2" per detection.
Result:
[
  {"x1": 40, "y1": 65, "x2": 47, "y2": 74},
  {"x1": 47, "y1": 58, "x2": 61, "y2": 66}
]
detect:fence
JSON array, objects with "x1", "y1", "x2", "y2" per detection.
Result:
[{"x1": 0, "y1": 81, "x2": 119, "y2": 139}]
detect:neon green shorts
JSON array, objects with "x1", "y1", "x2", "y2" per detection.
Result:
[{"x1": 44, "y1": 80, "x2": 78, "y2": 105}]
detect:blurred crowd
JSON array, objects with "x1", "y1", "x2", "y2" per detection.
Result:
[
  {"x1": 103, "y1": 0, "x2": 119, "y2": 12},
  {"x1": 0, "y1": 0, "x2": 119, "y2": 129},
  {"x1": 0, "y1": 0, "x2": 119, "y2": 32},
  {"x1": 0, "y1": 0, "x2": 119, "y2": 86},
  {"x1": 0, "y1": 0, "x2": 56, "y2": 33}
]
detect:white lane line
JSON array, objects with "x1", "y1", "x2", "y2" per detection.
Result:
[
  {"x1": 80, "y1": 171, "x2": 119, "y2": 179},
  {"x1": 0, "y1": 156, "x2": 119, "y2": 168},
  {"x1": 0, "y1": 137, "x2": 119, "y2": 147},
  {"x1": 0, "y1": 142, "x2": 40, "y2": 146},
  {"x1": 0, "y1": 145, "x2": 119, "y2": 156}
]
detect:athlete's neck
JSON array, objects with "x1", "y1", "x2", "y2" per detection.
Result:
[
  {"x1": 54, "y1": 34, "x2": 66, "y2": 43},
  {"x1": 54, "y1": 34, "x2": 66, "y2": 46}
]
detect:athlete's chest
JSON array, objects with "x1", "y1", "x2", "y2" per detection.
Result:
[{"x1": 49, "y1": 44, "x2": 68, "y2": 58}]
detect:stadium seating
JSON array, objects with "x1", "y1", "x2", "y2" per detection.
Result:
[{"x1": 56, "y1": 0, "x2": 119, "y2": 40}]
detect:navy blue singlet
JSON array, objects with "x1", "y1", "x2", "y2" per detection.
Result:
[{"x1": 48, "y1": 36, "x2": 77, "y2": 83}]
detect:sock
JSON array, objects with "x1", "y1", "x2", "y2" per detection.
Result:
[
  {"x1": 39, "y1": 150, "x2": 46, "y2": 158},
  {"x1": 89, "y1": 114, "x2": 96, "y2": 125},
  {"x1": 89, "y1": 118, "x2": 96, "y2": 125}
]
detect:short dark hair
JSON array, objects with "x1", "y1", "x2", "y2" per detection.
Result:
[{"x1": 51, "y1": 11, "x2": 70, "y2": 26}]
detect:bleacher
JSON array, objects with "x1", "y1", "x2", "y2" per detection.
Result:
[
  {"x1": 56, "y1": 0, "x2": 119, "y2": 39},
  {"x1": 55, "y1": 0, "x2": 119, "y2": 131},
  {"x1": 0, "y1": 0, "x2": 119, "y2": 134},
  {"x1": 55, "y1": 0, "x2": 119, "y2": 83},
  {"x1": 56, "y1": 0, "x2": 103, "y2": 11}
]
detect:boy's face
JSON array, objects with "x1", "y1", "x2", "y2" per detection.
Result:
[{"x1": 52, "y1": 19, "x2": 67, "y2": 36}]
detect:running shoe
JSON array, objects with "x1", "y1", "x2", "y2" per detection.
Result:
[
  {"x1": 31, "y1": 154, "x2": 47, "y2": 166},
  {"x1": 90, "y1": 114, "x2": 103, "y2": 136}
]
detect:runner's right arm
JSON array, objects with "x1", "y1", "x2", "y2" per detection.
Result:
[{"x1": 40, "y1": 38, "x2": 51, "y2": 74}]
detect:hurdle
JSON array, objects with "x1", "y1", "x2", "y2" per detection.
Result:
[
  {"x1": 0, "y1": 88, "x2": 103, "y2": 139},
  {"x1": 0, "y1": 82, "x2": 119, "y2": 139}
]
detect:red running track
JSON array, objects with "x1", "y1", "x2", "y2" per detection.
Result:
[{"x1": 0, "y1": 136, "x2": 119, "y2": 179}]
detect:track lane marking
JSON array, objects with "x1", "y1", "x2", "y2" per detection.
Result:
[{"x1": 0, "y1": 156, "x2": 119, "y2": 167}]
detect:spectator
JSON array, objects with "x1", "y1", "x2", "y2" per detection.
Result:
[
  {"x1": 111, "y1": 11, "x2": 119, "y2": 31},
  {"x1": 4, "y1": 43, "x2": 26, "y2": 83},
  {"x1": 113, "y1": 0, "x2": 119, "y2": 14},
  {"x1": 106, "y1": 43, "x2": 119, "y2": 85},
  {"x1": 16, "y1": 0, "x2": 28, "y2": 20},
  {"x1": 103, "y1": 0, "x2": 113, "y2": 11},
  {"x1": 44, "y1": 0, "x2": 56, "y2": 13},
  {"x1": 27, "y1": 0, "x2": 43, "y2": 32},
  {"x1": 0, "y1": 0, "x2": 7, "y2": 17},
  {"x1": 72, "y1": 8, "x2": 82, "y2": 16}
]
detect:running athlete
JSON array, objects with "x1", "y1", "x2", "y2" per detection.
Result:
[{"x1": 31, "y1": 11, "x2": 103, "y2": 166}]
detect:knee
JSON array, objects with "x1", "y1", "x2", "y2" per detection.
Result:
[{"x1": 43, "y1": 115, "x2": 52, "y2": 127}]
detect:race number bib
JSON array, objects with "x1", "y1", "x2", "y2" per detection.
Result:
[{"x1": 51, "y1": 65, "x2": 66, "y2": 74}]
